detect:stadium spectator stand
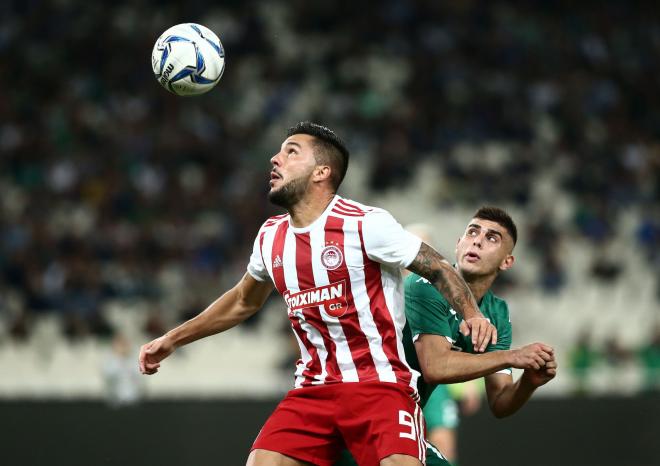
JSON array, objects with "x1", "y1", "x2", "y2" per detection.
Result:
[{"x1": 0, "y1": 0, "x2": 658, "y2": 397}]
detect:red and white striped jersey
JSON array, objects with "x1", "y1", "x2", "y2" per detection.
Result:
[{"x1": 247, "y1": 196, "x2": 422, "y2": 394}]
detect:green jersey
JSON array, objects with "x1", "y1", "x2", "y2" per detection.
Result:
[
  {"x1": 335, "y1": 274, "x2": 512, "y2": 466},
  {"x1": 404, "y1": 273, "x2": 513, "y2": 403}
]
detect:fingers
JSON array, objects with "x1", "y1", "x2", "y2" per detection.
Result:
[
  {"x1": 465, "y1": 318, "x2": 497, "y2": 352},
  {"x1": 515, "y1": 344, "x2": 555, "y2": 370},
  {"x1": 472, "y1": 321, "x2": 484, "y2": 352},
  {"x1": 476, "y1": 320, "x2": 497, "y2": 352},
  {"x1": 459, "y1": 320, "x2": 469, "y2": 336},
  {"x1": 528, "y1": 348, "x2": 558, "y2": 371},
  {"x1": 545, "y1": 360, "x2": 558, "y2": 376},
  {"x1": 540, "y1": 344, "x2": 554, "y2": 354},
  {"x1": 143, "y1": 364, "x2": 160, "y2": 375},
  {"x1": 539, "y1": 350, "x2": 553, "y2": 362},
  {"x1": 139, "y1": 341, "x2": 161, "y2": 375},
  {"x1": 138, "y1": 344, "x2": 149, "y2": 374},
  {"x1": 533, "y1": 354, "x2": 546, "y2": 369}
]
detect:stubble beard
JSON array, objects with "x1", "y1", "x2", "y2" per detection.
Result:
[
  {"x1": 459, "y1": 259, "x2": 501, "y2": 284},
  {"x1": 268, "y1": 174, "x2": 310, "y2": 209}
]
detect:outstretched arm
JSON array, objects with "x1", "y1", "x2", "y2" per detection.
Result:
[
  {"x1": 139, "y1": 273, "x2": 274, "y2": 374},
  {"x1": 407, "y1": 242, "x2": 495, "y2": 351},
  {"x1": 415, "y1": 334, "x2": 555, "y2": 384}
]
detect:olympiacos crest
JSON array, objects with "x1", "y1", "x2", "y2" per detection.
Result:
[{"x1": 321, "y1": 245, "x2": 343, "y2": 270}]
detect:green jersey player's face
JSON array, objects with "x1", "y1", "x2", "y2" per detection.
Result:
[{"x1": 455, "y1": 218, "x2": 515, "y2": 278}]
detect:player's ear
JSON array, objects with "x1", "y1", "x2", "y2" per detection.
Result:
[
  {"x1": 499, "y1": 254, "x2": 515, "y2": 271},
  {"x1": 313, "y1": 165, "x2": 332, "y2": 183}
]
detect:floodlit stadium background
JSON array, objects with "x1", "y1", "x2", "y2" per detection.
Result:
[{"x1": 1, "y1": 1, "x2": 658, "y2": 465}]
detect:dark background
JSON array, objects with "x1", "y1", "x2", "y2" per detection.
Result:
[{"x1": 2, "y1": 397, "x2": 658, "y2": 466}]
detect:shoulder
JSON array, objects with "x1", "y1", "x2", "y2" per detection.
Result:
[
  {"x1": 486, "y1": 292, "x2": 511, "y2": 323},
  {"x1": 338, "y1": 198, "x2": 395, "y2": 225},
  {"x1": 259, "y1": 213, "x2": 289, "y2": 231},
  {"x1": 330, "y1": 197, "x2": 377, "y2": 218},
  {"x1": 405, "y1": 273, "x2": 447, "y2": 303},
  {"x1": 490, "y1": 292, "x2": 509, "y2": 312}
]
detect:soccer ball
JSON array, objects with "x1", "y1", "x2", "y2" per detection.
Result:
[{"x1": 151, "y1": 23, "x2": 225, "y2": 96}]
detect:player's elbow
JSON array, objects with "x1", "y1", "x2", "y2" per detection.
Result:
[
  {"x1": 489, "y1": 401, "x2": 514, "y2": 419},
  {"x1": 237, "y1": 299, "x2": 261, "y2": 318},
  {"x1": 420, "y1": 363, "x2": 454, "y2": 385},
  {"x1": 232, "y1": 290, "x2": 261, "y2": 320},
  {"x1": 491, "y1": 408, "x2": 509, "y2": 419}
]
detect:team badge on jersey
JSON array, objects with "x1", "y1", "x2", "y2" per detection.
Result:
[{"x1": 320, "y1": 245, "x2": 343, "y2": 270}]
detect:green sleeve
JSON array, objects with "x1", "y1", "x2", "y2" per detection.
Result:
[
  {"x1": 488, "y1": 301, "x2": 512, "y2": 352},
  {"x1": 404, "y1": 274, "x2": 454, "y2": 340}
]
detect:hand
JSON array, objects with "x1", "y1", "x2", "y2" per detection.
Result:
[
  {"x1": 139, "y1": 335, "x2": 176, "y2": 375},
  {"x1": 522, "y1": 358, "x2": 558, "y2": 388},
  {"x1": 510, "y1": 343, "x2": 554, "y2": 370},
  {"x1": 460, "y1": 316, "x2": 498, "y2": 352}
]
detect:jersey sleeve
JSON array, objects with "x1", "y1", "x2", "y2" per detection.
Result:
[
  {"x1": 489, "y1": 301, "x2": 512, "y2": 351},
  {"x1": 488, "y1": 301, "x2": 513, "y2": 374},
  {"x1": 405, "y1": 275, "x2": 454, "y2": 342},
  {"x1": 246, "y1": 231, "x2": 269, "y2": 282},
  {"x1": 362, "y1": 210, "x2": 422, "y2": 268}
]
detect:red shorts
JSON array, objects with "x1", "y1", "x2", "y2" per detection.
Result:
[{"x1": 252, "y1": 382, "x2": 426, "y2": 466}]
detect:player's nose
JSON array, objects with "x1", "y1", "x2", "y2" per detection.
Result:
[{"x1": 270, "y1": 152, "x2": 282, "y2": 166}]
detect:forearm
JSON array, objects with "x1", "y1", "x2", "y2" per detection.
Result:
[
  {"x1": 408, "y1": 243, "x2": 480, "y2": 319},
  {"x1": 422, "y1": 348, "x2": 512, "y2": 384},
  {"x1": 166, "y1": 286, "x2": 259, "y2": 348},
  {"x1": 487, "y1": 375, "x2": 537, "y2": 418}
]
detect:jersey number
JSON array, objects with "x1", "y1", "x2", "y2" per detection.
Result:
[{"x1": 398, "y1": 410, "x2": 416, "y2": 440}]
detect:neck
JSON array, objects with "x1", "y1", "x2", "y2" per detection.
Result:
[
  {"x1": 288, "y1": 190, "x2": 336, "y2": 228},
  {"x1": 461, "y1": 272, "x2": 497, "y2": 303}
]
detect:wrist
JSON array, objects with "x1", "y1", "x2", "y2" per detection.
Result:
[
  {"x1": 506, "y1": 349, "x2": 519, "y2": 367},
  {"x1": 164, "y1": 331, "x2": 182, "y2": 349},
  {"x1": 464, "y1": 307, "x2": 483, "y2": 320},
  {"x1": 520, "y1": 370, "x2": 540, "y2": 390}
]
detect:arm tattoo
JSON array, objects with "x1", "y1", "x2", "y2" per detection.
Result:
[{"x1": 407, "y1": 242, "x2": 479, "y2": 318}]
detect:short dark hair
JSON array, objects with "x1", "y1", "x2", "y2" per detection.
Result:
[
  {"x1": 473, "y1": 206, "x2": 518, "y2": 245},
  {"x1": 287, "y1": 121, "x2": 350, "y2": 190}
]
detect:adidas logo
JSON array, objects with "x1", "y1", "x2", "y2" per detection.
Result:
[{"x1": 273, "y1": 255, "x2": 283, "y2": 268}]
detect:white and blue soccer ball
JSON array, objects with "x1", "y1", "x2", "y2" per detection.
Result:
[{"x1": 151, "y1": 23, "x2": 225, "y2": 96}]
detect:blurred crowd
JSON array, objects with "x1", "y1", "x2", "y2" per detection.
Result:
[
  {"x1": 0, "y1": 0, "x2": 658, "y2": 347},
  {"x1": 570, "y1": 325, "x2": 660, "y2": 394}
]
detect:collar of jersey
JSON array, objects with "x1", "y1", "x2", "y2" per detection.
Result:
[{"x1": 287, "y1": 195, "x2": 340, "y2": 233}]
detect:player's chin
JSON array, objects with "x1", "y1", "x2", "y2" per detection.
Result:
[
  {"x1": 269, "y1": 177, "x2": 286, "y2": 193},
  {"x1": 459, "y1": 261, "x2": 484, "y2": 275},
  {"x1": 462, "y1": 260, "x2": 499, "y2": 277}
]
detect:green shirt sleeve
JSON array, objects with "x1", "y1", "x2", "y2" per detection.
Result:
[
  {"x1": 455, "y1": 294, "x2": 512, "y2": 360},
  {"x1": 483, "y1": 298, "x2": 512, "y2": 375},
  {"x1": 488, "y1": 300, "x2": 512, "y2": 352},
  {"x1": 404, "y1": 274, "x2": 454, "y2": 341}
]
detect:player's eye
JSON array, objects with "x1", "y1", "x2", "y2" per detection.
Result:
[{"x1": 487, "y1": 235, "x2": 498, "y2": 242}]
